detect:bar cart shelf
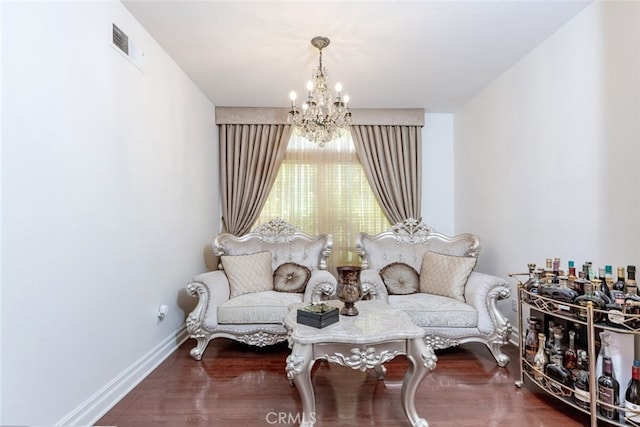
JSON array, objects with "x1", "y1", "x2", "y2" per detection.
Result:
[{"x1": 510, "y1": 273, "x2": 640, "y2": 427}]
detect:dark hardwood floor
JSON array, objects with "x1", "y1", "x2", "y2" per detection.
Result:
[{"x1": 97, "y1": 339, "x2": 590, "y2": 426}]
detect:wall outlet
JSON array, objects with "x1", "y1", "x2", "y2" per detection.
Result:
[
  {"x1": 512, "y1": 298, "x2": 518, "y2": 312},
  {"x1": 158, "y1": 304, "x2": 169, "y2": 320}
]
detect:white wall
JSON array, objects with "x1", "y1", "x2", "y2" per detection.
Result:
[
  {"x1": 422, "y1": 113, "x2": 455, "y2": 236},
  {"x1": 1, "y1": 2, "x2": 219, "y2": 425},
  {"x1": 454, "y1": 1, "x2": 640, "y2": 329}
]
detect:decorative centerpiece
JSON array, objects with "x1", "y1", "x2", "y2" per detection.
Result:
[{"x1": 336, "y1": 265, "x2": 362, "y2": 316}]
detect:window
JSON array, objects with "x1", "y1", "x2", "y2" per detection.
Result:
[{"x1": 255, "y1": 132, "x2": 390, "y2": 272}]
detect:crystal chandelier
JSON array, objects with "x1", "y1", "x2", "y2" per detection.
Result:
[{"x1": 288, "y1": 36, "x2": 352, "y2": 147}]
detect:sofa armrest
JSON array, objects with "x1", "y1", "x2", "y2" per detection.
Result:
[
  {"x1": 360, "y1": 269, "x2": 389, "y2": 303},
  {"x1": 464, "y1": 271, "x2": 511, "y2": 335},
  {"x1": 186, "y1": 270, "x2": 231, "y2": 330},
  {"x1": 303, "y1": 270, "x2": 338, "y2": 303}
]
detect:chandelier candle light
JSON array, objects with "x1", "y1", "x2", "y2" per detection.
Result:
[{"x1": 288, "y1": 36, "x2": 352, "y2": 146}]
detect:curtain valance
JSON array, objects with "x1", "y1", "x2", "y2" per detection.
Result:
[{"x1": 215, "y1": 107, "x2": 425, "y2": 126}]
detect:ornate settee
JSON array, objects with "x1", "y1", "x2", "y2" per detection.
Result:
[
  {"x1": 356, "y1": 219, "x2": 512, "y2": 367},
  {"x1": 185, "y1": 219, "x2": 337, "y2": 360}
]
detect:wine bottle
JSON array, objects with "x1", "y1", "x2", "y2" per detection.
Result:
[
  {"x1": 625, "y1": 363, "x2": 640, "y2": 423},
  {"x1": 598, "y1": 356, "x2": 619, "y2": 420}
]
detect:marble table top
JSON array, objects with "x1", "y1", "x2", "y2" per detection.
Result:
[{"x1": 284, "y1": 300, "x2": 426, "y2": 345}]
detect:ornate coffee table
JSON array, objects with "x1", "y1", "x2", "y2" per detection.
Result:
[{"x1": 284, "y1": 300, "x2": 437, "y2": 427}]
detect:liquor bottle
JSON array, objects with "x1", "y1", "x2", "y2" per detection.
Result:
[
  {"x1": 582, "y1": 263, "x2": 591, "y2": 282},
  {"x1": 627, "y1": 265, "x2": 638, "y2": 296},
  {"x1": 606, "y1": 291, "x2": 626, "y2": 328},
  {"x1": 546, "y1": 354, "x2": 573, "y2": 398},
  {"x1": 574, "y1": 274, "x2": 586, "y2": 295},
  {"x1": 607, "y1": 271, "x2": 626, "y2": 327},
  {"x1": 553, "y1": 257, "x2": 561, "y2": 283},
  {"x1": 544, "y1": 258, "x2": 553, "y2": 282},
  {"x1": 626, "y1": 360, "x2": 640, "y2": 389},
  {"x1": 533, "y1": 332, "x2": 548, "y2": 383},
  {"x1": 539, "y1": 282, "x2": 578, "y2": 304},
  {"x1": 625, "y1": 363, "x2": 640, "y2": 423},
  {"x1": 605, "y1": 265, "x2": 614, "y2": 288},
  {"x1": 574, "y1": 350, "x2": 591, "y2": 410},
  {"x1": 598, "y1": 356, "x2": 619, "y2": 420},
  {"x1": 624, "y1": 268, "x2": 640, "y2": 329},
  {"x1": 524, "y1": 317, "x2": 540, "y2": 367},
  {"x1": 597, "y1": 331, "x2": 614, "y2": 378},
  {"x1": 523, "y1": 265, "x2": 541, "y2": 301},
  {"x1": 545, "y1": 321, "x2": 555, "y2": 359},
  {"x1": 564, "y1": 330, "x2": 577, "y2": 371},
  {"x1": 613, "y1": 267, "x2": 626, "y2": 293},
  {"x1": 567, "y1": 260, "x2": 577, "y2": 288},
  {"x1": 599, "y1": 268, "x2": 614, "y2": 303},
  {"x1": 593, "y1": 279, "x2": 612, "y2": 306},
  {"x1": 552, "y1": 327, "x2": 565, "y2": 358},
  {"x1": 573, "y1": 282, "x2": 605, "y2": 323}
]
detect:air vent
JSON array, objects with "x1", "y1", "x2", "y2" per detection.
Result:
[
  {"x1": 111, "y1": 22, "x2": 144, "y2": 71},
  {"x1": 112, "y1": 24, "x2": 128, "y2": 55}
]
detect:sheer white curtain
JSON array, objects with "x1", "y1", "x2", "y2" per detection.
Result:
[{"x1": 256, "y1": 132, "x2": 390, "y2": 273}]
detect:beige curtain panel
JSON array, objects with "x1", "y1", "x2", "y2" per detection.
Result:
[
  {"x1": 351, "y1": 125, "x2": 422, "y2": 224},
  {"x1": 219, "y1": 124, "x2": 292, "y2": 235}
]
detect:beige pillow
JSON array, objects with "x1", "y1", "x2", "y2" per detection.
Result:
[
  {"x1": 380, "y1": 262, "x2": 419, "y2": 295},
  {"x1": 419, "y1": 251, "x2": 477, "y2": 302},
  {"x1": 221, "y1": 251, "x2": 273, "y2": 298},
  {"x1": 273, "y1": 262, "x2": 311, "y2": 293}
]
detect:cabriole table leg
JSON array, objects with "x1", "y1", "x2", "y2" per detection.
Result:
[
  {"x1": 401, "y1": 339, "x2": 437, "y2": 427},
  {"x1": 286, "y1": 343, "x2": 316, "y2": 426}
]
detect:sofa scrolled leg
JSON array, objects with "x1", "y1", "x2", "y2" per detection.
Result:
[
  {"x1": 487, "y1": 341, "x2": 510, "y2": 367},
  {"x1": 189, "y1": 337, "x2": 210, "y2": 361}
]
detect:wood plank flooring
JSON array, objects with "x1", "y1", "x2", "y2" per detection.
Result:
[{"x1": 97, "y1": 339, "x2": 591, "y2": 426}]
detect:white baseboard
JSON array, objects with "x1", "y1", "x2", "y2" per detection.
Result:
[
  {"x1": 57, "y1": 324, "x2": 189, "y2": 426},
  {"x1": 510, "y1": 329, "x2": 520, "y2": 347}
]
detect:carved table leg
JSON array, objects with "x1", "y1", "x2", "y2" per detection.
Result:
[
  {"x1": 401, "y1": 338, "x2": 437, "y2": 427},
  {"x1": 374, "y1": 363, "x2": 387, "y2": 380},
  {"x1": 286, "y1": 343, "x2": 316, "y2": 426}
]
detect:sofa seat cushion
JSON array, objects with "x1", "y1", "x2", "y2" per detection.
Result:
[
  {"x1": 389, "y1": 293, "x2": 477, "y2": 328},
  {"x1": 218, "y1": 291, "x2": 303, "y2": 324}
]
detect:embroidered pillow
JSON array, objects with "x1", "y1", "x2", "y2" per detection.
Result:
[
  {"x1": 221, "y1": 251, "x2": 273, "y2": 298},
  {"x1": 419, "y1": 251, "x2": 477, "y2": 302},
  {"x1": 273, "y1": 262, "x2": 311, "y2": 293},
  {"x1": 380, "y1": 262, "x2": 419, "y2": 295}
]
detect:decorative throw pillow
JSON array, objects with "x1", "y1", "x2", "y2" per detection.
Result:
[
  {"x1": 380, "y1": 262, "x2": 419, "y2": 295},
  {"x1": 273, "y1": 262, "x2": 311, "y2": 293},
  {"x1": 419, "y1": 251, "x2": 477, "y2": 302},
  {"x1": 221, "y1": 251, "x2": 273, "y2": 298}
]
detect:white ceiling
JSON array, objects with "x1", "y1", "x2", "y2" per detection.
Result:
[{"x1": 122, "y1": 0, "x2": 591, "y2": 112}]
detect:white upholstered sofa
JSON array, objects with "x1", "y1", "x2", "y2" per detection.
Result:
[
  {"x1": 356, "y1": 219, "x2": 512, "y2": 367},
  {"x1": 186, "y1": 219, "x2": 337, "y2": 360}
]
